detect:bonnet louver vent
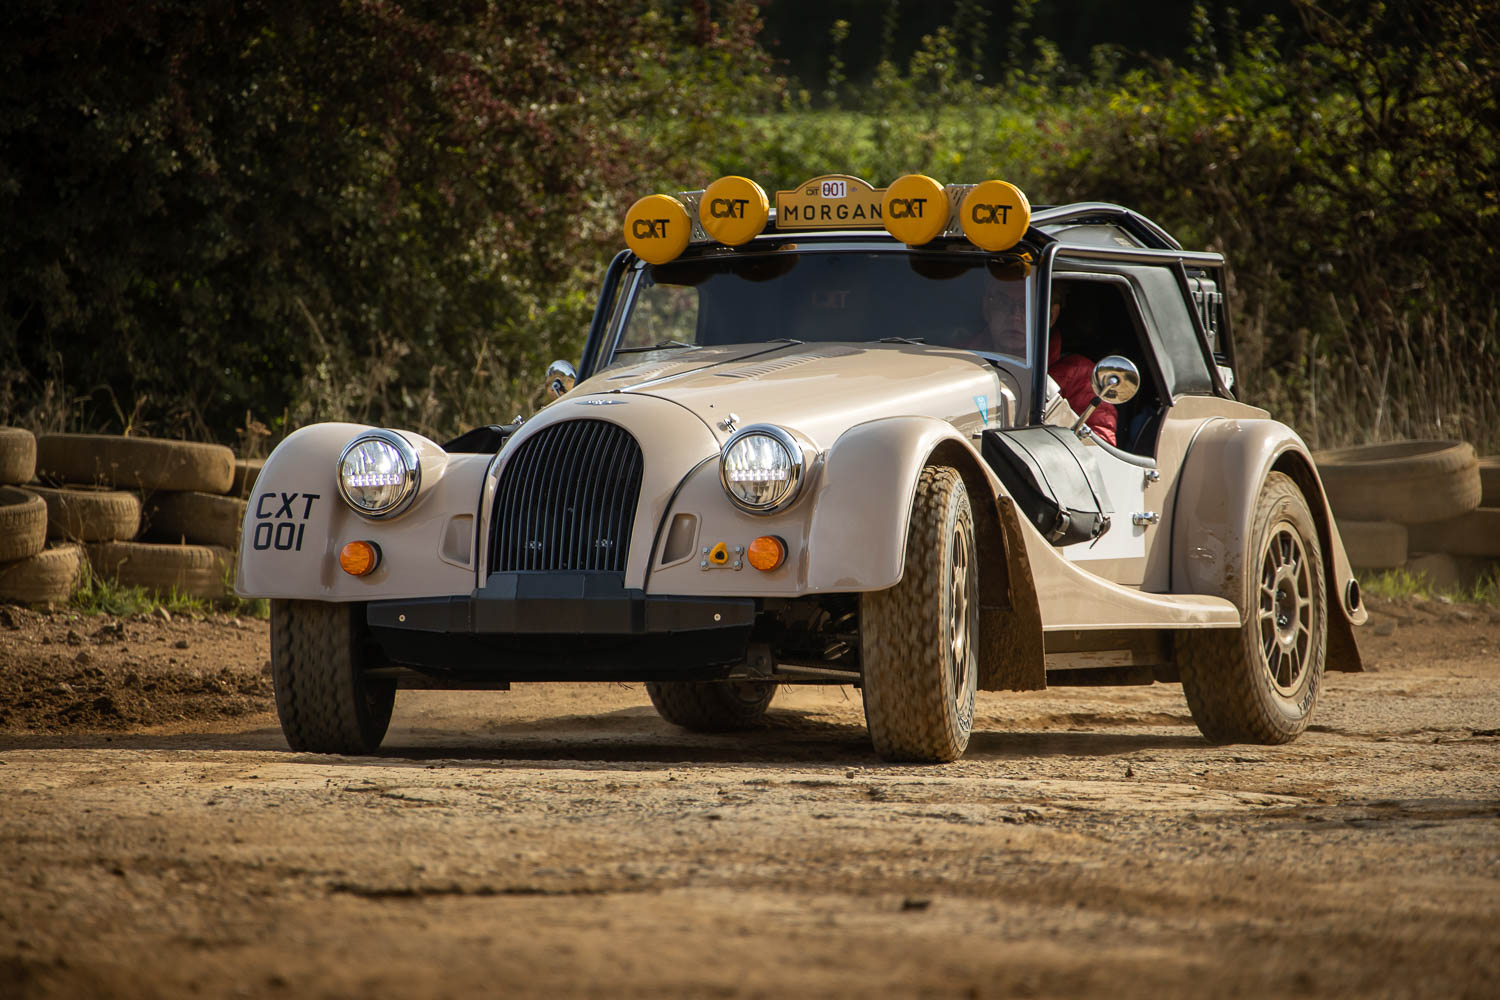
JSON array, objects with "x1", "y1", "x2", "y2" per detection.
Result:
[{"x1": 715, "y1": 346, "x2": 859, "y2": 379}]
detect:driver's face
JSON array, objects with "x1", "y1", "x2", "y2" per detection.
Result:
[{"x1": 982, "y1": 282, "x2": 1027, "y2": 355}]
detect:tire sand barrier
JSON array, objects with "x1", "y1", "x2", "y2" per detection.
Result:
[
  {"x1": 143, "y1": 491, "x2": 247, "y2": 550},
  {"x1": 26, "y1": 484, "x2": 141, "y2": 542},
  {"x1": 85, "y1": 541, "x2": 234, "y2": 600},
  {"x1": 0, "y1": 486, "x2": 48, "y2": 562},
  {"x1": 0, "y1": 427, "x2": 37, "y2": 485},
  {"x1": 1315, "y1": 440, "x2": 1481, "y2": 525},
  {"x1": 0, "y1": 543, "x2": 84, "y2": 604},
  {"x1": 36, "y1": 434, "x2": 234, "y2": 494}
]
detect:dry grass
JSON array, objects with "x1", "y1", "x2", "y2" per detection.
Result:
[{"x1": 1236, "y1": 294, "x2": 1500, "y2": 456}]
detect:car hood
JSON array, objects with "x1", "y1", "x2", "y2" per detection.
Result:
[{"x1": 568, "y1": 342, "x2": 1006, "y2": 448}]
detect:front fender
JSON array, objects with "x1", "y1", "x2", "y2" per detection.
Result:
[
  {"x1": 806, "y1": 415, "x2": 976, "y2": 592},
  {"x1": 807, "y1": 416, "x2": 1047, "y2": 691},
  {"x1": 643, "y1": 415, "x2": 976, "y2": 596},
  {"x1": 235, "y1": 423, "x2": 489, "y2": 601},
  {"x1": 1171, "y1": 418, "x2": 1365, "y2": 670},
  {"x1": 644, "y1": 414, "x2": 1048, "y2": 690}
]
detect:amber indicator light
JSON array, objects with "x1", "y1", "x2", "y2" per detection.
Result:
[
  {"x1": 747, "y1": 535, "x2": 786, "y2": 572},
  {"x1": 339, "y1": 540, "x2": 382, "y2": 577}
]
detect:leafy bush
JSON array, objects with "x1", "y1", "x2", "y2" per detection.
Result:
[
  {"x1": 1037, "y1": 0, "x2": 1500, "y2": 449},
  {"x1": 729, "y1": 0, "x2": 1500, "y2": 451},
  {"x1": 0, "y1": 0, "x2": 779, "y2": 441},
  {"x1": 3, "y1": 0, "x2": 1496, "y2": 455}
]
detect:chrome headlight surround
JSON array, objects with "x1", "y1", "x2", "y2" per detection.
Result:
[
  {"x1": 336, "y1": 429, "x2": 421, "y2": 519},
  {"x1": 719, "y1": 424, "x2": 805, "y2": 514}
]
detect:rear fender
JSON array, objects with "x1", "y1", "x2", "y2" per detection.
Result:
[{"x1": 1170, "y1": 418, "x2": 1366, "y2": 671}]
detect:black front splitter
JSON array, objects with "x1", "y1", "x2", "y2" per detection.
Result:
[{"x1": 365, "y1": 572, "x2": 757, "y2": 680}]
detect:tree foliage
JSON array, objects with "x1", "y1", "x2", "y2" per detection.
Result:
[
  {"x1": 0, "y1": 0, "x2": 778, "y2": 440},
  {"x1": 734, "y1": 0, "x2": 1499, "y2": 448},
  {"x1": 1038, "y1": 0, "x2": 1500, "y2": 445},
  {"x1": 3, "y1": 0, "x2": 1495, "y2": 451}
]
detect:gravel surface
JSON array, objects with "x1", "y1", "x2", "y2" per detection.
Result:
[{"x1": 1, "y1": 597, "x2": 1497, "y2": 998}]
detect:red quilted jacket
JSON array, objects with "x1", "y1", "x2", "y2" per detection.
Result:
[{"x1": 1047, "y1": 336, "x2": 1118, "y2": 446}]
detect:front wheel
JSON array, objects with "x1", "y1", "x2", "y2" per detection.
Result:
[
  {"x1": 271, "y1": 599, "x2": 395, "y2": 754},
  {"x1": 860, "y1": 465, "x2": 978, "y2": 763},
  {"x1": 1179, "y1": 472, "x2": 1327, "y2": 744}
]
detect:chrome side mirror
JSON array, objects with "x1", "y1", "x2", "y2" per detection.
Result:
[
  {"x1": 1090, "y1": 355, "x2": 1141, "y2": 405},
  {"x1": 1072, "y1": 355, "x2": 1140, "y2": 438},
  {"x1": 545, "y1": 360, "x2": 577, "y2": 399}
]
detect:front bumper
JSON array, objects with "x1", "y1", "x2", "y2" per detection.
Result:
[{"x1": 366, "y1": 572, "x2": 756, "y2": 680}]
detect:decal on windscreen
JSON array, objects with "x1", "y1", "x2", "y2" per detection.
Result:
[{"x1": 973, "y1": 394, "x2": 989, "y2": 426}]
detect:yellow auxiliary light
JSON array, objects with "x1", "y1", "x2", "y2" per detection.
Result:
[
  {"x1": 883, "y1": 174, "x2": 949, "y2": 246},
  {"x1": 960, "y1": 180, "x2": 1031, "y2": 252},
  {"x1": 624, "y1": 193, "x2": 692, "y2": 265},
  {"x1": 699, "y1": 175, "x2": 769, "y2": 246}
]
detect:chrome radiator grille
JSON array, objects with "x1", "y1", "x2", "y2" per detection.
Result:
[{"x1": 488, "y1": 419, "x2": 643, "y2": 573}]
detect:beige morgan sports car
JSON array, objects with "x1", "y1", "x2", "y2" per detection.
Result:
[{"x1": 237, "y1": 173, "x2": 1366, "y2": 762}]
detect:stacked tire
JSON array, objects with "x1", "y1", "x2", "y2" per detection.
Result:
[
  {"x1": 0, "y1": 427, "x2": 84, "y2": 604},
  {"x1": 18, "y1": 433, "x2": 248, "y2": 602},
  {"x1": 1315, "y1": 440, "x2": 1495, "y2": 590}
]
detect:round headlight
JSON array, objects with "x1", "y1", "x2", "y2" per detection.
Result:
[
  {"x1": 720, "y1": 425, "x2": 804, "y2": 513},
  {"x1": 336, "y1": 430, "x2": 420, "y2": 518}
]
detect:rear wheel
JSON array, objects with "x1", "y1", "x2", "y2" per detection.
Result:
[
  {"x1": 271, "y1": 599, "x2": 395, "y2": 754},
  {"x1": 1179, "y1": 473, "x2": 1326, "y2": 744},
  {"x1": 645, "y1": 680, "x2": 776, "y2": 732},
  {"x1": 860, "y1": 465, "x2": 977, "y2": 763}
]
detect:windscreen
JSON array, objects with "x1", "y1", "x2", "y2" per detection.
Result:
[{"x1": 608, "y1": 251, "x2": 1033, "y2": 366}]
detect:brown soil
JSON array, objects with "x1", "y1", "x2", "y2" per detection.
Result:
[
  {"x1": 1, "y1": 597, "x2": 1498, "y2": 998},
  {"x1": 0, "y1": 604, "x2": 271, "y2": 732}
]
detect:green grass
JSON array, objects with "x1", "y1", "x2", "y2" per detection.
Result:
[
  {"x1": 68, "y1": 561, "x2": 270, "y2": 619},
  {"x1": 1358, "y1": 566, "x2": 1500, "y2": 605},
  {"x1": 1474, "y1": 572, "x2": 1500, "y2": 606}
]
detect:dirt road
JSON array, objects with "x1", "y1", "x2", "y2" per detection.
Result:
[{"x1": 2, "y1": 598, "x2": 1498, "y2": 998}]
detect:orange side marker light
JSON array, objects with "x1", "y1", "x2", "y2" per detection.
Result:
[
  {"x1": 339, "y1": 540, "x2": 382, "y2": 577},
  {"x1": 747, "y1": 535, "x2": 786, "y2": 572}
]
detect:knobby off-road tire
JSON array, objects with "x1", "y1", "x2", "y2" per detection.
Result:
[
  {"x1": 645, "y1": 680, "x2": 776, "y2": 732},
  {"x1": 1314, "y1": 440, "x2": 1480, "y2": 524},
  {"x1": 271, "y1": 599, "x2": 395, "y2": 754},
  {"x1": 0, "y1": 486, "x2": 47, "y2": 562},
  {"x1": 1179, "y1": 472, "x2": 1327, "y2": 745},
  {"x1": 27, "y1": 484, "x2": 141, "y2": 542},
  {"x1": 860, "y1": 465, "x2": 978, "y2": 763},
  {"x1": 0, "y1": 427, "x2": 37, "y2": 485}
]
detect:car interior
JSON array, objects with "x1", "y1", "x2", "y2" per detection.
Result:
[{"x1": 1049, "y1": 277, "x2": 1166, "y2": 458}]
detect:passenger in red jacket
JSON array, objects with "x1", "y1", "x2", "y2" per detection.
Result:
[
  {"x1": 975, "y1": 278, "x2": 1118, "y2": 445},
  {"x1": 1048, "y1": 330, "x2": 1118, "y2": 446}
]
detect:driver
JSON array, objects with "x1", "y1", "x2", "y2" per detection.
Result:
[
  {"x1": 979, "y1": 278, "x2": 1028, "y2": 357},
  {"x1": 972, "y1": 279, "x2": 1119, "y2": 445}
]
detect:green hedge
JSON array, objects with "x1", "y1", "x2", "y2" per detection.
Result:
[{"x1": 3, "y1": 1, "x2": 1496, "y2": 452}]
